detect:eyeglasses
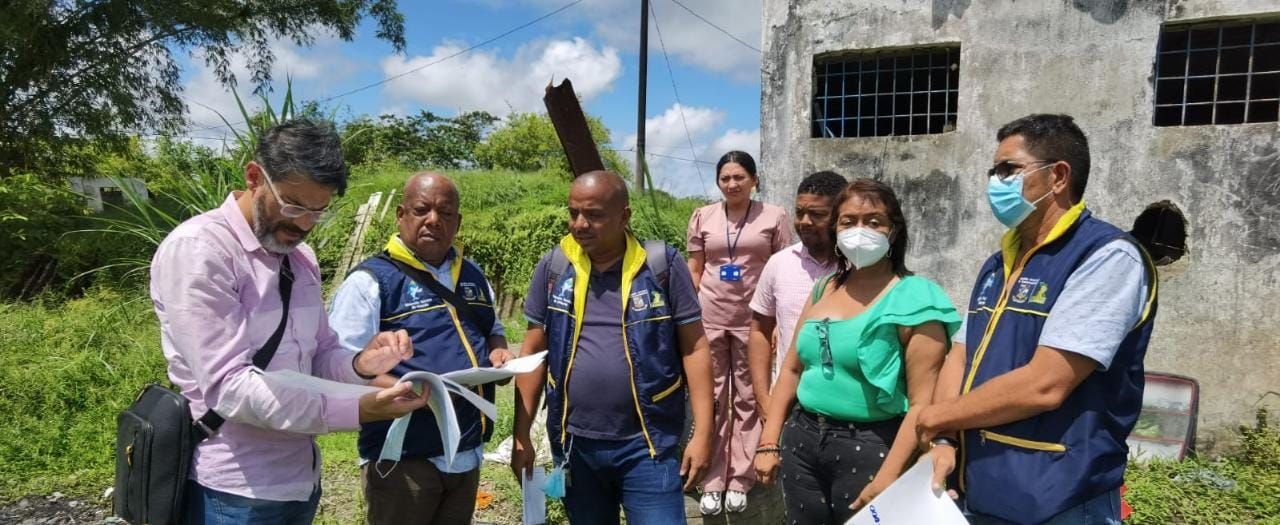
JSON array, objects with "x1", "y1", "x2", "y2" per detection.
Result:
[
  {"x1": 987, "y1": 159, "x2": 1057, "y2": 180},
  {"x1": 817, "y1": 318, "x2": 833, "y2": 370},
  {"x1": 257, "y1": 164, "x2": 333, "y2": 221}
]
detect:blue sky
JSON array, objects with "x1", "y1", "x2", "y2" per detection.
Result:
[{"x1": 179, "y1": 0, "x2": 763, "y2": 198}]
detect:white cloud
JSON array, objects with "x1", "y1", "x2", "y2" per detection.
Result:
[
  {"x1": 378, "y1": 37, "x2": 622, "y2": 115},
  {"x1": 618, "y1": 103, "x2": 759, "y2": 198},
  {"x1": 525, "y1": 0, "x2": 762, "y2": 82},
  {"x1": 181, "y1": 35, "x2": 359, "y2": 147}
]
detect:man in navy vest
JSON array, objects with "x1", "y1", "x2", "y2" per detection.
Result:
[
  {"x1": 915, "y1": 114, "x2": 1158, "y2": 525},
  {"x1": 330, "y1": 172, "x2": 514, "y2": 524},
  {"x1": 510, "y1": 170, "x2": 714, "y2": 524}
]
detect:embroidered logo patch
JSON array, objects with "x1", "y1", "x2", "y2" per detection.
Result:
[
  {"x1": 1011, "y1": 277, "x2": 1040, "y2": 304},
  {"x1": 551, "y1": 277, "x2": 574, "y2": 308},
  {"x1": 630, "y1": 290, "x2": 650, "y2": 311},
  {"x1": 406, "y1": 281, "x2": 425, "y2": 301},
  {"x1": 649, "y1": 290, "x2": 666, "y2": 309},
  {"x1": 460, "y1": 282, "x2": 480, "y2": 301},
  {"x1": 1030, "y1": 282, "x2": 1050, "y2": 304},
  {"x1": 977, "y1": 273, "x2": 997, "y2": 307}
]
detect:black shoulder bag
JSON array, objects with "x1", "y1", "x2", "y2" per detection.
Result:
[{"x1": 114, "y1": 256, "x2": 294, "y2": 525}]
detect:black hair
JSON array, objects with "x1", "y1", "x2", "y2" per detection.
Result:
[
  {"x1": 996, "y1": 114, "x2": 1090, "y2": 202},
  {"x1": 796, "y1": 170, "x2": 847, "y2": 199},
  {"x1": 255, "y1": 118, "x2": 349, "y2": 196},
  {"x1": 831, "y1": 178, "x2": 912, "y2": 285},
  {"x1": 715, "y1": 150, "x2": 758, "y2": 181}
]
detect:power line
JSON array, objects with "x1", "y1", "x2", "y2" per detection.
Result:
[
  {"x1": 649, "y1": 1, "x2": 711, "y2": 199},
  {"x1": 607, "y1": 147, "x2": 715, "y2": 166},
  {"x1": 187, "y1": 0, "x2": 583, "y2": 135},
  {"x1": 667, "y1": 0, "x2": 761, "y2": 54}
]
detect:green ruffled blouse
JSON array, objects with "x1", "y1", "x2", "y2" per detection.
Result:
[{"x1": 795, "y1": 275, "x2": 962, "y2": 422}]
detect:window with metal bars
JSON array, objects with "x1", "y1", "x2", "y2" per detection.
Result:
[
  {"x1": 1154, "y1": 19, "x2": 1280, "y2": 126},
  {"x1": 811, "y1": 46, "x2": 959, "y2": 138}
]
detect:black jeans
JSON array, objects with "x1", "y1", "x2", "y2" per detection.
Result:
[{"x1": 779, "y1": 406, "x2": 901, "y2": 525}]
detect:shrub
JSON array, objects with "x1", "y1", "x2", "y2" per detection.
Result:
[
  {"x1": 0, "y1": 174, "x2": 91, "y2": 298},
  {"x1": 1124, "y1": 409, "x2": 1280, "y2": 524}
]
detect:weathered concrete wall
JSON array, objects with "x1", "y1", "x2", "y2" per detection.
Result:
[{"x1": 760, "y1": 0, "x2": 1280, "y2": 444}]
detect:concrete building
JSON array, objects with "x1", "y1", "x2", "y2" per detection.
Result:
[
  {"x1": 759, "y1": 0, "x2": 1279, "y2": 445},
  {"x1": 68, "y1": 176, "x2": 148, "y2": 212}
]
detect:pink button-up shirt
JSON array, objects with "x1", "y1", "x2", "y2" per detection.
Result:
[
  {"x1": 150, "y1": 193, "x2": 363, "y2": 502},
  {"x1": 749, "y1": 242, "x2": 837, "y2": 384}
]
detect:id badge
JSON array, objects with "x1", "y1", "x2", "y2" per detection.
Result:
[{"x1": 719, "y1": 264, "x2": 743, "y2": 282}]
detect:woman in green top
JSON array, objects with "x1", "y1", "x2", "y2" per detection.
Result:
[{"x1": 754, "y1": 178, "x2": 961, "y2": 525}]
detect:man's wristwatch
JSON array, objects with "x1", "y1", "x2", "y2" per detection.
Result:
[{"x1": 930, "y1": 436, "x2": 959, "y2": 449}]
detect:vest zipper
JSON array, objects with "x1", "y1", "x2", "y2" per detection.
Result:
[{"x1": 958, "y1": 244, "x2": 1050, "y2": 493}]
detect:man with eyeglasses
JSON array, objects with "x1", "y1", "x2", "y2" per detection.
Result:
[
  {"x1": 914, "y1": 114, "x2": 1158, "y2": 525},
  {"x1": 329, "y1": 172, "x2": 514, "y2": 524},
  {"x1": 150, "y1": 119, "x2": 429, "y2": 524}
]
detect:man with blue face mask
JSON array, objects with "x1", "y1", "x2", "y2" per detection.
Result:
[{"x1": 914, "y1": 114, "x2": 1159, "y2": 525}]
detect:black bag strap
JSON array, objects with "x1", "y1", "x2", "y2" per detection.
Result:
[
  {"x1": 194, "y1": 255, "x2": 293, "y2": 440},
  {"x1": 379, "y1": 253, "x2": 495, "y2": 337}
]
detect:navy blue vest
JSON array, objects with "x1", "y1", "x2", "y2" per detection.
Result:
[
  {"x1": 958, "y1": 207, "x2": 1158, "y2": 524},
  {"x1": 352, "y1": 250, "x2": 498, "y2": 462},
  {"x1": 542, "y1": 235, "x2": 687, "y2": 462}
]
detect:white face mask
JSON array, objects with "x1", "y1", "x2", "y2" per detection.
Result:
[{"x1": 836, "y1": 227, "x2": 891, "y2": 269}]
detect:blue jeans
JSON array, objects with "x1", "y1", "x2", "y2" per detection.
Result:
[
  {"x1": 184, "y1": 481, "x2": 321, "y2": 525},
  {"x1": 966, "y1": 488, "x2": 1121, "y2": 525},
  {"x1": 561, "y1": 435, "x2": 686, "y2": 525}
]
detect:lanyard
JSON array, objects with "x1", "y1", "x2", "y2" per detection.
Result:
[{"x1": 723, "y1": 200, "x2": 754, "y2": 263}]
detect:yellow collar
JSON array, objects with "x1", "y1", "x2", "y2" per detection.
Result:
[
  {"x1": 385, "y1": 235, "x2": 465, "y2": 286},
  {"x1": 1000, "y1": 201, "x2": 1086, "y2": 275}
]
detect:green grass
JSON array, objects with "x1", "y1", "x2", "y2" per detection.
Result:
[{"x1": 0, "y1": 288, "x2": 165, "y2": 501}]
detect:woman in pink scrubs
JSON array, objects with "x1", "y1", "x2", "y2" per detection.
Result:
[{"x1": 687, "y1": 150, "x2": 792, "y2": 515}]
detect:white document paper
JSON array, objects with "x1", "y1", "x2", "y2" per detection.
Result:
[
  {"x1": 522, "y1": 466, "x2": 547, "y2": 525},
  {"x1": 441, "y1": 350, "x2": 549, "y2": 386},
  {"x1": 845, "y1": 457, "x2": 967, "y2": 525},
  {"x1": 391, "y1": 351, "x2": 547, "y2": 468}
]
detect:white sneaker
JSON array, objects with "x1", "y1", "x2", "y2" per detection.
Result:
[
  {"x1": 725, "y1": 489, "x2": 748, "y2": 513},
  {"x1": 699, "y1": 491, "x2": 723, "y2": 515}
]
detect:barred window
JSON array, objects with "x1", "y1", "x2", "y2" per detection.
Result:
[
  {"x1": 812, "y1": 46, "x2": 959, "y2": 138},
  {"x1": 1154, "y1": 19, "x2": 1280, "y2": 126}
]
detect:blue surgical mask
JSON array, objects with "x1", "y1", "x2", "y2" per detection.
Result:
[
  {"x1": 543, "y1": 464, "x2": 567, "y2": 499},
  {"x1": 987, "y1": 166, "x2": 1054, "y2": 228},
  {"x1": 374, "y1": 412, "x2": 413, "y2": 478}
]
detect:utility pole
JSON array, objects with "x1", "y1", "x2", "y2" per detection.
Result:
[{"x1": 635, "y1": 0, "x2": 649, "y2": 191}]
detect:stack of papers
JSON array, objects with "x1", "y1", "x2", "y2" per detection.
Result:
[
  {"x1": 262, "y1": 351, "x2": 548, "y2": 469},
  {"x1": 389, "y1": 351, "x2": 548, "y2": 467}
]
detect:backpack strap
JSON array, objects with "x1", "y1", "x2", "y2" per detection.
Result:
[
  {"x1": 545, "y1": 240, "x2": 671, "y2": 296},
  {"x1": 642, "y1": 239, "x2": 669, "y2": 292},
  {"x1": 546, "y1": 246, "x2": 571, "y2": 297}
]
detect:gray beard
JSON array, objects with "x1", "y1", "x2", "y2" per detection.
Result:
[{"x1": 251, "y1": 196, "x2": 300, "y2": 254}]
